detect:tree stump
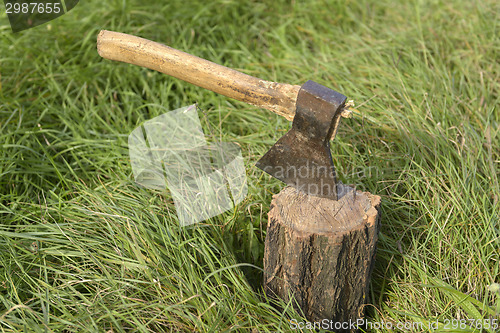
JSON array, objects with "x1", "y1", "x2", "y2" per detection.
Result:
[{"x1": 263, "y1": 183, "x2": 381, "y2": 332}]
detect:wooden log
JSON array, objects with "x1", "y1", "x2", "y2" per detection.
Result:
[{"x1": 263, "y1": 183, "x2": 381, "y2": 332}]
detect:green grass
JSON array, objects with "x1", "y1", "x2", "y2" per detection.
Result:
[{"x1": 0, "y1": 0, "x2": 499, "y2": 331}]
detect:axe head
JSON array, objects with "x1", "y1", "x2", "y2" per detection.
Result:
[{"x1": 256, "y1": 80, "x2": 347, "y2": 200}]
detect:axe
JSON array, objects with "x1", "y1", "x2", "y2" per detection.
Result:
[{"x1": 97, "y1": 30, "x2": 351, "y2": 200}]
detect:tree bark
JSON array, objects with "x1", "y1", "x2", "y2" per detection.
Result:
[{"x1": 263, "y1": 183, "x2": 381, "y2": 332}]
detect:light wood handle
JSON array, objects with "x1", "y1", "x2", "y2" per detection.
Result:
[{"x1": 97, "y1": 30, "x2": 299, "y2": 121}]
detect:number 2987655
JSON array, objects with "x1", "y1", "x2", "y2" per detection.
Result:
[{"x1": 5, "y1": 2, "x2": 61, "y2": 14}]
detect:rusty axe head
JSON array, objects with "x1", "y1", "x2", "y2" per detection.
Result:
[{"x1": 256, "y1": 80, "x2": 347, "y2": 200}]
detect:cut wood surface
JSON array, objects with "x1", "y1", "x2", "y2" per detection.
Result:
[{"x1": 263, "y1": 183, "x2": 381, "y2": 332}]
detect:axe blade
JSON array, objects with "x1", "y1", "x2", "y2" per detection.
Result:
[{"x1": 256, "y1": 80, "x2": 347, "y2": 200}]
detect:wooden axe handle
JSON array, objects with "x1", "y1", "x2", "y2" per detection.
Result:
[{"x1": 97, "y1": 30, "x2": 299, "y2": 121}]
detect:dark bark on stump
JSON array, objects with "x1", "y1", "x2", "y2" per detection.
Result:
[{"x1": 263, "y1": 184, "x2": 381, "y2": 332}]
